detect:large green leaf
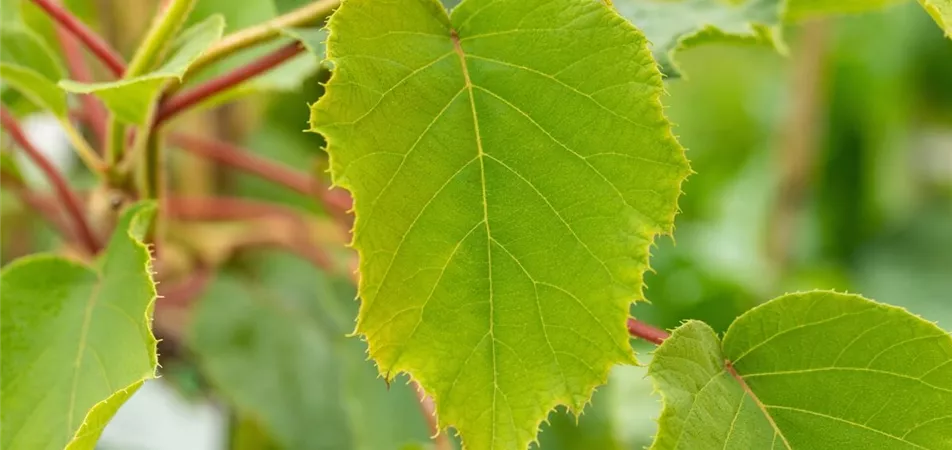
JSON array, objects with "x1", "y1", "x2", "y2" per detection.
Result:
[
  {"x1": 0, "y1": 62, "x2": 69, "y2": 118},
  {"x1": 188, "y1": 252, "x2": 432, "y2": 450},
  {"x1": 0, "y1": 202, "x2": 159, "y2": 450},
  {"x1": 648, "y1": 291, "x2": 952, "y2": 449},
  {"x1": 58, "y1": 15, "x2": 225, "y2": 124},
  {"x1": 612, "y1": 0, "x2": 785, "y2": 76},
  {"x1": 921, "y1": 0, "x2": 952, "y2": 36},
  {"x1": 310, "y1": 0, "x2": 690, "y2": 448}
]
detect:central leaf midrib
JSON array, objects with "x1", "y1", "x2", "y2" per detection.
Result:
[
  {"x1": 67, "y1": 275, "x2": 104, "y2": 436},
  {"x1": 451, "y1": 27, "x2": 500, "y2": 445}
]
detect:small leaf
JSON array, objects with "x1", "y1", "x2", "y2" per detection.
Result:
[
  {"x1": 58, "y1": 15, "x2": 225, "y2": 124},
  {"x1": 0, "y1": 202, "x2": 159, "y2": 450},
  {"x1": 0, "y1": 62, "x2": 69, "y2": 118},
  {"x1": 921, "y1": 0, "x2": 952, "y2": 37},
  {"x1": 612, "y1": 0, "x2": 785, "y2": 77},
  {"x1": 188, "y1": 252, "x2": 433, "y2": 450},
  {"x1": 648, "y1": 291, "x2": 952, "y2": 449},
  {"x1": 311, "y1": 0, "x2": 690, "y2": 448}
]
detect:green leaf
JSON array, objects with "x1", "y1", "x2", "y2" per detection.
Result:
[
  {"x1": 310, "y1": 0, "x2": 690, "y2": 448},
  {"x1": 612, "y1": 0, "x2": 785, "y2": 77},
  {"x1": 0, "y1": 62, "x2": 69, "y2": 118},
  {"x1": 0, "y1": 27, "x2": 64, "y2": 82},
  {"x1": 921, "y1": 0, "x2": 952, "y2": 36},
  {"x1": 0, "y1": 202, "x2": 159, "y2": 450},
  {"x1": 648, "y1": 291, "x2": 952, "y2": 449},
  {"x1": 189, "y1": 252, "x2": 433, "y2": 450},
  {"x1": 58, "y1": 15, "x2": 225, "y2": 124}
]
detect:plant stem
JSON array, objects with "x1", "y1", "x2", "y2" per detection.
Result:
[
  {"x1": 767, "y1": 20, "x2": 830, "y2": 275},
  {"x1": 29, "y1": 0, "x2": 127, "y2": 77},
  {"x1": 52, "y1": 15, "x2": 108, "y2": 147},
  {"x1": 125, "y1": 0, "x2": 196, "y2": 77},
  {"x1": 157, "y1": 265, "x2": 213, "y2": 307},
  {"x1": 627, "y1": 318, "x2": 669, "y2": 345},
  {"x1": 61, "y1": 122, "x2": 106, "y2": 173},
  {"x1": 168, "y1": 133, "x2": 313, "y2": 193},
  {"x1": 167, "y1": 133, "x2": 353, "y2": 220},
  {"x1": 138, "y1": 132, "x2": 164, "y2": 199},
  {"x1": 1, "y1": 108, "x2": 100, "y2": 254},
  {"x1": 155, "y1": 43, "x2": 304, "y2": 125},
  {"x1": 106, "y1": 0, "x2": 196, "y2": 165},
  {"x1": 187, "y1": 0, "x2": 339, "y2": 77},
  {"x1": 165, "y1": 196, "x2": 335, "y2": 271}
]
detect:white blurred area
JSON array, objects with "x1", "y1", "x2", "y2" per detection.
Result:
[
  {"x1": 98, "y1": 380, "x2": 226, "y2": 450},
  {"x1": 14, "y1": 114, "x2": 73, "y2": 187}
]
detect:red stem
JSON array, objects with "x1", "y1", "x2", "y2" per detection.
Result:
[
  {"x1": 1, "y1": 108, "x2": 100, "y2": 254},
  {"x1": 165, "y1": 196, "x2": 334, "y2": 271},
  {"x1": 166, "y1": 195, "x2": 307, "y2": 221},
  {"x1": 157, "y1": 266, "x2": 213, "y2": 308},
  {"x1": 168, "y1": 134, "x2": 314, "y2": 194},
  {"x1": 51, "y1": 8, "x2": 108, "y2": 146},
  {"x1": 167, "y1": 133, "x2": 353, "y2": 220},
  {"x1": 29, "y1": 0, "x2": 126, "y2": 77},
  {"x1": 156, "y1": 43, "x2": 304, "y2": 125},
  {"x1": 627, "y1": 318, "x2": 669, "y2": 345}
]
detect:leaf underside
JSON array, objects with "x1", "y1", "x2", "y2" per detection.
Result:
[
  {"x1": 612, "y1": 0, "x2": 785, "y2": 77},
  {"x1": 649, "y1": 291, "x2": 952, "y2": 450},
  {"x1": 0, "y1": 203, "x2": 159, "y2": 450},
  {"x1": 311, "y1": 0, "x2": 690, "y2": 448}
]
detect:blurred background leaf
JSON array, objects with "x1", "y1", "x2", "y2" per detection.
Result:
[{"x1": 188, "y1": 251, "x2": 434, "y2": 450}]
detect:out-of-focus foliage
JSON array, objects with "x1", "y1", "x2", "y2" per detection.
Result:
[
  {"x1": 612, "y1": 0, "x2": 785, "y2": 76},
  {"x1": 188, "y1": 252, "x2": 433, "y2": 450}
]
